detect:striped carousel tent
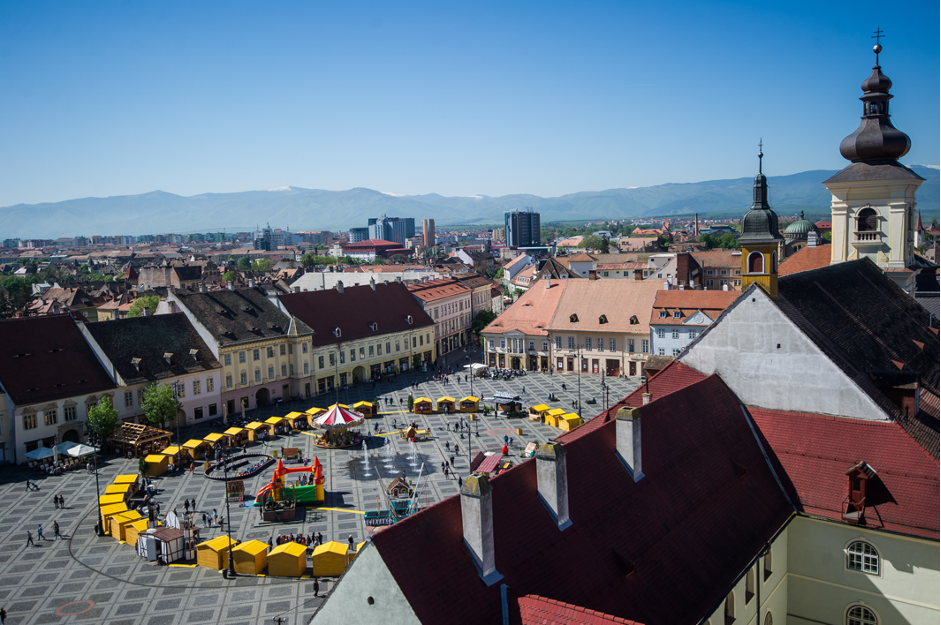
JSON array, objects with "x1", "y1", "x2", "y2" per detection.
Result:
[{"x1": 311, "y1": 404, "x2": 365, "y2": 431}]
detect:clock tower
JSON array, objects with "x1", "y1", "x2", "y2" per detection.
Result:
[{"x1": 739, "y1": 146, "x2": 784, "y2": 298}]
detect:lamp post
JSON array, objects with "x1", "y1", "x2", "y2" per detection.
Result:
[
  {"x1": 92, "y1": 435, "x2": 104, "y2": 536},
  {"x1": 223, "y1": 458, "x2": 236, "y2": 577}
]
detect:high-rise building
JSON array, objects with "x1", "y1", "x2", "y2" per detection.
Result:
[
  {"x1": 367, "y1": 216, "x2": 415, "y2": 245},
  {"x1": 505, "y1": 209, "x2": 541, "y2": 249},
  {"x1": 349, "y1": 228, "x2": 369, "y2": 243},
  {"x1": 422, "y1": 219, "x2": 436, "y2": 247}
]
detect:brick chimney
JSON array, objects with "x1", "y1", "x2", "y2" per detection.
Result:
[
  {"x1": 616, "y1": 407, "x2": 644, "y2": 481},
  {"x1": 227, "y1": 280, "x2": 235, "y2": 291},
  {"x1": 535, "y1": 442, "x2": 571, "y2": 530},
  {"x1": 460, "y1": 474, "x2": 502, "y2": 585}
]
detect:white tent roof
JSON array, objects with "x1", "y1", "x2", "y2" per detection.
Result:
[
  {"x1": 65, "y1": 444, "x2": 97, "y2": 458},
  {"x1": 25, "y1": 447, "x2": 54, "y2": 460}
]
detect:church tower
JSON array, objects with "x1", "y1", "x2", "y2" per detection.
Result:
[
  {"x1": 739, "y1": 145, "x2": 784, "y2": 298},
  {"x1": 824, "y1": 35, "x2": 924, "y2": 295}
]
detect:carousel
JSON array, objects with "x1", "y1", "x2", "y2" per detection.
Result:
[{"x1": 311, "y1": 404, "x2": 366, "y2": 448}]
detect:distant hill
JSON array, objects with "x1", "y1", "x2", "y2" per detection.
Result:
[{"x1": 1, "y1": 166, "x2": 937, "y2": 239}]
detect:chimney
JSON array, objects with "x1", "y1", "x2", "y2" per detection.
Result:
[
  {"x1": 293, "y1": 286, "x2": 300, "y2": 293},
  {"x1": 460, "y1": 474, "x2": 502, "y2": 585},
  {"x1": 722, "y1": 282, "x2": 729, "y2": 291},
  {"x1": 615, "y1": 407, "x2": 644, "y2": 481},
  {"x1": 336, "y1": 281, "x2": 344, "y2": 293},
  {"x1": 642, "y1": 393, "x2": 652, "y2": 405},
  {"x1": 370, "y1": 277, "x2": 376, "y2": 291},
  {"x1": 807, "y1": 230, "x2": 818, "y2": 248},
  {"x1": 227, "y1": 280, "x2": 235, "y2": 291},
  {"x1": 535, "y1": 443, "x2": 571, "y2": 530},
  {"x1": 248, "y1": 278, "x2": 255, "y2": 288},
  {"x1": 545, "y1": 274, "x2": 550, "y2": 289},
  {"x1": 663, "y1": 281, "x2": 671, "y2": 291},
  {"x1": 198, "y1": 282, "x2": 207, "y2": 293}
]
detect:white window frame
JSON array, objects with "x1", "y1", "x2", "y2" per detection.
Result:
[
  {"x1": 845, "y1": 604, "x2": 879, "y2": 625},
  {"x1": 845, "y1": 539, "x2": 881, "y2": 577}
]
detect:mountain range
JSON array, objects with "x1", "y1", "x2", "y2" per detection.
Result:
[{"x1": 1, "y1": 166, "x2": 937, "y2": 239}]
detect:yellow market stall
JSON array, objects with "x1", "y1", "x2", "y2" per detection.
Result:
[
  {"x1": 268, "y1": 542, "x2": 308, "y2": 577},
  {"x1": 113, "y1": 474, "x2": 140, "y2": 494},
  {"x1": 352, "y1": 401, "x2": 376, "y2": 417},
  {"x1": 109, "y1": 510, "x2": 142, "y2": 541},
  {"x1": 436, "y1": 397, "x2": 456, "y2": 413},
  {"x1": 203, "y1": 432, "x2": 227, "y2": 448},
  {"x1": 311, "y1": 541, "x2": 351, "y2": 577},
  {"x1": 245, "y1": 422, "x2": 271, "y2": 441},
  {"x1": 528, "y1": 404, "x2": 550, "y2": 421},
  {"x1": 232, "y1": 539, "x2": 268, "y2": 575},
  {"x1": 99, "y1": 502, "x2": 129, "y2": 534},
  {"x1": 459, "y1": 396, "x2": 479, "y2": 413},
  {"x1": 559, "y1": 413, "x2": 583, "y2": 432},
  {"x1": 143, "y1": 454, "x2": 168, "y2": 476},
  {"x1": 99, "y1": 493, "x2": 126, "y2": 508},
  {"x1": 283, "y1": 412, "x2": 309, "y2": 430},
  {"x1": 304, "y1": 407, "x2": 325, "y2": 427},
  {"x1": 104, "y1": 482, "x2": 133, "y2": 502},
  {"x1": 182, "y1": 439, "x2": 209, "y2": 460},
  {"x1": 413, "y1": 397, "x2": 433, "y2": 414},
  {"x1": 196, "y1": 536, "x2": 234, "y2": 571},
  {"x1": 265, "y1": 416, "x2": 291, "y2": 436},
  {"x1": 125, "y1": 519, "x2": 159, "y2": 546},
  {"x1": 161, "y1": 446, "x2": 182, "y2": 466},
  {"x1": 224, "y1": 427, "x2": 247, "y2": 447},
  {"x1": 544, "y1": 408, "x2": 566, "y2": 428}
]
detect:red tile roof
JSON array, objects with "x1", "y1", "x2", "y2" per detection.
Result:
[
  {"x1": 369, "y1": 375, "x2": 792, "y2": 625},
  {"x1": 778, "y1": 244, "x2": 831, "y2": 277},
  {"x1": 407, "y1": 277, "x2": 472, "y2": 302},
  {"x1": 519, "y1": 595, "x2": 642, "y2": 625},
  {"x1": 749, "y1": 407, "x2": 939, "y2": 540},
  {"x1": 649, "y1": 290, "x2": 741, "y2": 326}
]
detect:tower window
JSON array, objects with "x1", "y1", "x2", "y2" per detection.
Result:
[
  {"x1": 857, "y1": 207, "x2": 878, "y2": 232},
  {"x1": 747, "y1": 251, "x2": 764, "y2": 274}
]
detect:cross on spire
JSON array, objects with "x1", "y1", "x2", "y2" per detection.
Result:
[
  {"x1": 758, "y1": 138, "x2": 764, "y2": 174},
  {"x1": 871, "y1": 27, "x2": 884, "y2": 46}
]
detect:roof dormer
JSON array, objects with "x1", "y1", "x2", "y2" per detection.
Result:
[
  {"x1": 163, "y1": 352, "x2": 174, "y2": 366},
  {"x1": 843, "y1": 461, "x2": 877, "y2": 523},
  {"x1": 569, "y1": 314, "x2": 578, "y2": 323}
]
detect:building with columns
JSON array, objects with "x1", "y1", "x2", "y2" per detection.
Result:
[{"x1": 824, "y1": 42, "x2": 925, "y2": 295}]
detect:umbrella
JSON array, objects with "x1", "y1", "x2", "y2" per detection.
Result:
[
  {"x1": 54, "y1": 441, "x2": 79, "y2": 456},
  {"x1": 25, "y1": 446, "x2": 55, "y2": 460},
  {"x1": 66, "y1": 444, "x2": 97, "y2": 458},
  {"x1": 311, "y1": 404, "x2": 365, "y2": 431}
]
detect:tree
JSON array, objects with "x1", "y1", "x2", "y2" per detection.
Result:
[
  {"x1": 251, "y1": 259, "x2": 272, "y2": 272},
  {"x1": 822, "y1": 231, "x2": 832, "y2": 243},
  {"x1": 600, "y1": 237, "x2": 610, "y2": 254},
  {"x1": 236, "y1": 257, "x2": 252, "y2": 272},
  {"x1": 407, "y1": 394, "x2": 414, "y2": 411},
  {"x1": 87, "y1": 395, "x2": 119, "y2": 444},
  {"x1": 580, "y1": 235, "x2": 607, "y2": 251},
  {"x1": 126, "y1": 295, "x2": 160, "y2": 318},
  {"x1": 222, "y1": 270, "x2": 237, "y2": 283},
  {"x1": 142, "y1": 383, "x2": 182, "y2": 431},
  {"x1": 472, "y1": 310, "x2": 498, "y2": 335}
]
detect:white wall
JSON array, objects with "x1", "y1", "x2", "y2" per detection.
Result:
[{"x1": 679, "y1": 287, "x2": 888, "y2": 420}]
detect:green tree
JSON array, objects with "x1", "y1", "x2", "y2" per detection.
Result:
[
  {"x1": 0, "y1": 288, "x2": 36, "y2": 319},
  {"x1": 126, "y1": 295, "x2": 160, "y2": 318},
  {"x1": 822, "y1": 231, "x2": 832, "y2": 243},
  {"x1": 251, "y1": 259, "x2": 272, "y2": 272},
  {"x1": 580, "y1": 235, "x2": 606, "y2": 251},
  {"x1": 237, "y1": 256, "x2": 252, "y2": 271},
  {"x1": 142, "y1": 383, "x2": 182, "y2": 432},
  {"x1": 600, "y1": 237, "x2": 610, "y2": 254},
  {"x1": 407, "y1": 394, "x2": 414, "y2": 411},
  {"x1": 87, "y1": 395, "x2": 120, "y2": 444},
  {"x1": 138, "y1": 457, "x2": 149, "y2": 475},
  {"x1": 472, "y1": 310, "x2": 497, "y2": 335},
  {"x1": 222, "y1": 270, "x2": 237, "y2": 282}
]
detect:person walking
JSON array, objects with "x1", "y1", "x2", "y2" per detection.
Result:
[
  {"x1": 53, "y1": 521, "x2": 60, "y2": 539},
  {"x1": 268, "y1": 537, "x2": 273, "y2": 549},
  {"x1": 347, "y1": 535, "x2": 354, "y2": 550},
  {"x1": 26, "y1": 531, "x2": 34, "y2": 547},
  {"x1": 37, "y1": 525, "x2": 45, "y2": 541},
  {"x1": 1, "y1": 606, "x2": 7, "y2": 624},
  {"x1": 458, "y1": 476, "x2": 463, "y2": 489},
  {"x1": 190, "y1": 498, "x2": 197, "y2": 511},
  {"x1": 53, "y1": 495, "x2": 59, "y2": 509},
  {"x1": 313, "y1": 579, "x2": 320, "y2": 597},
  {"x1": 184, "y1": 500, "x2": 190, "y2": 513},
  {"x1": 317, "y1": 532, "x2": 323, "y2": 545},
  {"x1": 58, "y1": 494, "x2": 65, "y2": 508}
]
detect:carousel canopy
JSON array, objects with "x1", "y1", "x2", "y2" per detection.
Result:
[{"x1": 312, "y1": 404, "x2": 365, "y2": 430}]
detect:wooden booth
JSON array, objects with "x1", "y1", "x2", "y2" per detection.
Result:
[
  {"x1": 196, "y1": 536, "x2": 234, "y2": 571},
  {"x1": 125, "y1": 519, "x2": 158, "y2": 546},
  {"x1": 223, "y1": 427, "x2": 247, "y2": 447},
  {"x1": 245, "y1": 422, "x2": 271, "y2": 441},
  {"x1": 138, "y1": 527, "x2": 185, "y2": 564},
  {"x1": 436, "y1": 397, "x2": 456, "y2": 414},
  {"x1": 233, "y1": 539, "x2": 269, "y2": 575},
  {"x1": 113, "y1": 474, "x2": 141, "y2": 494},
  {"x1": 544, "y1": 408, "x2": 566, "y2": 428},
  {"x1": 311, "y1": 541, "x2": 351, "y2": 577},
  {"x1": 268, "y1": 541, "x2": 308, "y2": 577},
  {"x1": 104, "y1": 482, "x2": 133, "y2": 503},
  {"x1": 352, "y1": 401, "x2": 376, "y2": 417},
  {"x1": 181, "y1": 439, "x2": 209, "y2": 460},
  {"x1": 108, "y1": 422, "x2": 172, "y2": 458},
  {"x1": 528, "y1": 404, "x2": 551, "y2": 421},
  {"x1": 109, "y1": 510, "x2": 143, "y2": 541},
  {"x1": 283, "y1": 412, "x2": 309, "y2": 430},
  {"x1": 460, "y1": 396, "x2": 479, "y2": 413},
  {"x1": 99, "y1": 502, "x2": 129, "y2": 534},
  {"x1": 413, "y1": 397, "x2": 433, "y2": 414},
  {"x1": 143, "y1": 454, "x2": 168, "y2": 476},
  {"x1": 99, "y1": 493, "x2": 126, "y2": 508},
  {"x1": 265, "y1": 416, "x2": 291, "y2": 435},
  {"x1": 559, "y1": 413, "x2": 583, "y2": 431},
  {"x1": 161, "y1": 445, "x2": 182, "y2": 466}
]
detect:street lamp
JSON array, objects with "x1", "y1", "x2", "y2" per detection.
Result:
[
  {"x1": 92, "y1": 435, "x2": 104, "y2": 537},
  {"x1": 223, "y1": 458, "x2": 236, "y2": 577}
]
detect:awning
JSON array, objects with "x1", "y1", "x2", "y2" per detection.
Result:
[
  {"x1": 65, "y1": 444, "x2": 97, "y2": 458},
  {"x1": 311, "y1": 404, "x2": 365, "y2": 430},
  {"x1": 25, "y1": 447, "x2": 55, "y2": 460}
]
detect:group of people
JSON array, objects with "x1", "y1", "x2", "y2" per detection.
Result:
[{"x1": 273, "y1": 531, "x2": 324, "y2": 551}]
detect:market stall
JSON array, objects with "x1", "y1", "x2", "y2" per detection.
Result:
[
  {"x1": 528, "y1": 404, "x2": 551, "y2": 421},
  {"x1": 311, "y1": 541, "x2": 351, "y2": 577},
  {"x1": 265, "y1": 416, "x2": 291, "y2": 436},
  {"x1": 223, "y1": 427, "x2": 247, "y2": 447},
  {"x1": 559, "y1": 413, "x2": 583, "y2": 431},
  {"x1": 352, "y1": 401, "x2": 376, "y2": 417},
  {"x1": 268, "y1": 541, "x2": 308, "y2": 577},
  {"x1": 107, "y1": 422, "x2": 173, "y2": 458},
  {"x1": 544, "y1": 408, "x2": 566, "y2": 428},
  {"x1": 233, "y1": 539, "x2": 269, "y2": 575},
  {"x1": 99, "y1": 493, "x2": 126, "y2": 508},
  {"x1": 283, "y1": 412, "x2": 309, "y2": 430},
  {"x1": 125, "y1": 519, "x2": 158, "y2": 546},
  {"x1": 436, "y1": 397, "x2": 456, "y2": 413},
  {"x1": 244, "y1": 422, "x2": 271, "y2": 442},
  {"x1": 109, "y1": 510, "x2": 143, "y2": 541},
  {"x1": 138, "y1": 527, "x2": 185, "y2": 564},
  {"x1": 311, "y1": 404, "x2": 365, "y2": 449},
  {"x1": 112, "y1": 474, "x2": 141, "y2": 495},
  {"x1": 459, "y1": 396, "x2": 479, "y2": 413},
  {"x1": 161, "y1": 445, "x2": 182, "y2": 466},
  {"x1": 99, "y1": 502, "x2": 129, "y2": 534},
  {"x1": 413, "y1": 397, "x2": 433, "y2": 414},
  {"x1": 181, "y1": 439, "x2": 210, "y2": 461},
  {"x1": 143, "y1": 454, "x2": 168, "y2": 476},
  {"x1": 104, "y1": 482, "x2": 133, "y2": 503},
  {"x1": 196, "y1": 536, "x2": 234, "y2": 571}
]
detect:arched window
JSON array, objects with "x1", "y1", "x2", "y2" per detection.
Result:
[
  {"x1": 745, "y1": 568, "x2": 756, "y2": 603},
  {"x1": 846, "y1": 605, "x2": 878, "y2": 625},
  {"x1": 725, "y1": 592, "x2": 736, "y2": 622},
  {"x1": 846, "y1": 541, "x2": 879, "y2": 575},
  {"x1": 764, "y1": 613, "x2": 773, "y2": 625},
  {"x1": 857, "y1": 207, "x2": 879, "y2": 232},
  {"x1": 763, "y1": 547, "x2": 773, "y2": 581},
  {"x1": 747, "y1": 252, "x2": 764, "y2": 274}
]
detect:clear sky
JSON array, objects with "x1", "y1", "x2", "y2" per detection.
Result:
[{"x1": 0, "y1": 0, "x2": 937, "y2": 206}]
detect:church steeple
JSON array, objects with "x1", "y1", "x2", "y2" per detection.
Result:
[
  {"x1": 740, "y1": 144, "x2": 783, "y2": 298},
  {"x1": 839, "y1": 33, "x2": 912, "y2": 163}
]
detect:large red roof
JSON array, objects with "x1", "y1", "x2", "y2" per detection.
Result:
[
  {"x1": 519, "y1": 595, "x2": 642, "y2": 625},
  {"x1": 749, "y1": 407, "x2": 939, "y2": 540},
  {"x1": 369, "y1": 375, "x2": 792, "y2": 625}
]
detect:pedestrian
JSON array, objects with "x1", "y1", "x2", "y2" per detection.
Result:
[
  {"x1": 348, "y1": 534, "x2": 354, "y2": 550},
  {"x1": 184, "y1": 500, "x2": 190, "y2": 513},
  {"x1": 444, "y1": 465, "x2": 449, "y2": 478},
  {"x1": 317, "y1": 532, "x2": 323, "y2": 545},
  {"x1": 212, "y1": 509, "x2": 218, "y2": 525},
  {"x1": 455, "y1": 445, "x2": 460, "y2": 455},
  {"x1": 458, "y1": 476, "x2": 463, "y2": 488},
  {"x1": 191, "y1": 498, "x2": 196, "y2": 511},
  {"x1": 37, "y1": 525, "x2": 44, "y2": 541},
  {"x1": 445, "y1": 441, "x2": 450, "y2": 451},
  {"x1": 268, "y1": 537, "x2": 273, "y2": 549},
  {"x1": 53, "y1": 495, "x2": 59, "y2": 509},
  {"x1": 313, "y1": 579, "x2": 320, "y2": 597},
  {"x1": 58, "y1": 494, "x2": 65, "y2": 508},
  {"x1": 53, "y1": 521, "x2": 60, "y2": 539},
  {"x1": 26, "y1": 531, "x2": 34, "y2": 547},
  {"x1": 1, "y1": 606, "x2": 6, "y2": 624},
  {"x1": 449, "y1": 455, "x2": 454, "y2": 467}
]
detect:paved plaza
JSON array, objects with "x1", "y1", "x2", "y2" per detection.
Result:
[{"x1": 0, "y1": 365, "x2": 640, "y2": 625}]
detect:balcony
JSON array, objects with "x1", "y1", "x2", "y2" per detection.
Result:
[{"x1": 852, "y1": 231, "x2": 883, "y2": 248}]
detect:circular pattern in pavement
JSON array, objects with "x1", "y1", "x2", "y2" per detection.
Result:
[{"x1": 56, "y1": 600, "x2": 95, "y2": 616}]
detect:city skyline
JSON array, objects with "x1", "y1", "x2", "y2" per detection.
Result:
[{"x1": 0, "y1": 1, "x2": 938, "y2": 207}]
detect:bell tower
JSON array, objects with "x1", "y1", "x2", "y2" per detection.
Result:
[
  {"x1": 739, "y1": 143, "x2": 784, "y2": 298},
  {"x1": 824, "y1": 33, "x2": 924, "y2": 295}
]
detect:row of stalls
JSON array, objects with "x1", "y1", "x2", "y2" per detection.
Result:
[
  {"x1": 412, "y1": 396, "x2": 479, "y2": 414},
  {"x1": 195, "y1": 537, "x2": 363, "y2": 577},
  {"x1": 528, "y1": 405, "x2": 583, "y2": 431}
]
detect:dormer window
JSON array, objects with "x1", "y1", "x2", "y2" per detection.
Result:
[
  {"x1": 569, "y1": 314, "x2": 579, "y2": 323},
  {"x1": 333, "y1": 327, "x2": 342, "y2": 338},
  {"x1": 131, "y1": 357, "x2": 142, "y2": 372},
  {"x1": 658, "y1": 311, "x2": 668, "y2": 318},
  {"x1": 189, "y1": 349, "x2": 199, "y2": 362},
  {"x1": 406, "y1": 315, "x2": 413, "y2": 325},
  {"x1": 629, "y1": 315, "x2": 638, "y2": 325},
  {"x1": 163, "y1": 352, "x2": 174, "y2": 366},
  {"x1": 673, "y1": 311, "x2": 681, "y2": 319},
  {"x1": 599, "y1": 314, "x2": 608, "y2": 324},
  {"x1": 370, "y1": 322, "x2": 378, "y2": 331},
  {"x1": 843, "y1": 461, "x2": 876, "y2": 523}
]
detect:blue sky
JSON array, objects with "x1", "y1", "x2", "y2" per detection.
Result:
[{"x1": 0, "y1": 0, "x2": 937, "y2": 206}]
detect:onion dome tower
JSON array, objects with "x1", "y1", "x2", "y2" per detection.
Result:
[
  {"x1": 823, "y1": 32, "x2": 924, "y2": 295},
  {"x1": 740, "y1": 144, "x2": 784, "y2": 298}
]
